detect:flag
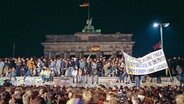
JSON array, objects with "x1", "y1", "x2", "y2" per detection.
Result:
[
  {"x1": 80, "y1": 0, "x2": 89, "y2": 7},
  {"x1": 153, "y1": 42, "x2": 161, "y2": 50}
]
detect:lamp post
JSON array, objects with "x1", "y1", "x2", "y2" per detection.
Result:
[
  {"x1": 153, "y1": 22, "x2": 170, "y2": 50},
  {"x1": 153, "y1": 22, "x2": 173, "y2": 81}
]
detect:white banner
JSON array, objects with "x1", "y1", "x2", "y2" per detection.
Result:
[{"x1": 123, "y1": 49, "x2": 168, "y2": 75}]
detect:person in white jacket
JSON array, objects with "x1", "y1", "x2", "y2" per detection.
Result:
[{"x1": 56, "y1": 58, "x2": 61, "y2": 76}]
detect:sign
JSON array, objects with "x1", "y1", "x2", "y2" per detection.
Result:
[{"x1": 123, "y1": 49, "x2": 168, "y2": 75}]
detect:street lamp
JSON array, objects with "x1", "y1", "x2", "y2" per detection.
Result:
[
  {"x1": 153, "y1": 22, "x2": 172, "y2": 81},
  {"x1": 153, "y1": 22, "x2": 170, "y2": 50}
]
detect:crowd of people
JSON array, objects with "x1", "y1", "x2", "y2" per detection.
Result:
[
  {"x1": 0, "y1": 56, "x2": 134, "y2": 83},
  {"x1": 0, "y1": 56, "x2": 183, "y2": 104},
  {"x1": 0, "y1": 56, "x2": 183, "y2": 84},
  {"x1": 0, "y1": 82, "x2": 184, "y2": 104}
]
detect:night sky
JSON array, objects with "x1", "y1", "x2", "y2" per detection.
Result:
[{"x1": 0, "y1": 0, "x2": 184, "y2": 58}]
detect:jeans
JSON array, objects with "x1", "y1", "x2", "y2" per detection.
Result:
[
  {"x1": 77, "y1": 75, "x2": 84, "y2": 82},
  {"x1": 23, "y1": 70, "x2": 32, "y2": 81},
  {"x1": 42, "y1": 75, "x2": 50, "y2": 82},
  {"x1": 119, "y1": 72, "x2": 127, "y2": 82},
  {"x1": 16, "y1": 66, "x2": 21, "y2": 76},
  {"x1": 135, "y1": 76, "x2": 140, "y2": 87},
  {"x1": 68, "y1": 67, "x2": 73, "y2": 77},
  {"x1": 41, "y1": 75, "x2": 46, "y2": 82}
]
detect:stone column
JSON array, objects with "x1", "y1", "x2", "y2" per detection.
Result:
[
  {"x1": 75, "y1": 52, "x2": 80, "y2": 59},
  {"x1": 48, "y1": 52, "x2": 52, "y2": 59},
  {"x1": 80, "y1": 52, "x2": 84, "y2": 59},
  {"x1": 60, "y1": 53, "x2": 64, "y2": 58}
]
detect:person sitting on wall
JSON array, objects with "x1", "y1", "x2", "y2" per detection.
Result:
[{"x1": 40, "y1": 67, "x2": 51, "y2": 83}]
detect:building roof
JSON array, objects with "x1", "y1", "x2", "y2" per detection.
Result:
[{"x1": 45, "y1": 32, "x2": 133, "y2": 42}]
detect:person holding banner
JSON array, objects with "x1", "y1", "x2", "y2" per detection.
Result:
[{"x1": 119, "y1": 48, "x2": 132, "y2": 84}]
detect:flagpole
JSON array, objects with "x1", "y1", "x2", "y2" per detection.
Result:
[
  {"x1": 88, "y1": 0, "x2": 90, "y2": 20},
  {"x1": 87, "y1": 0, "x2": 90, "y2": 31}
]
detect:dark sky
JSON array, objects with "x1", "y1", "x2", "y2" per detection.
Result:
[{"x1": 0, "y1": 0, "x2": 184, "y2": 57}]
